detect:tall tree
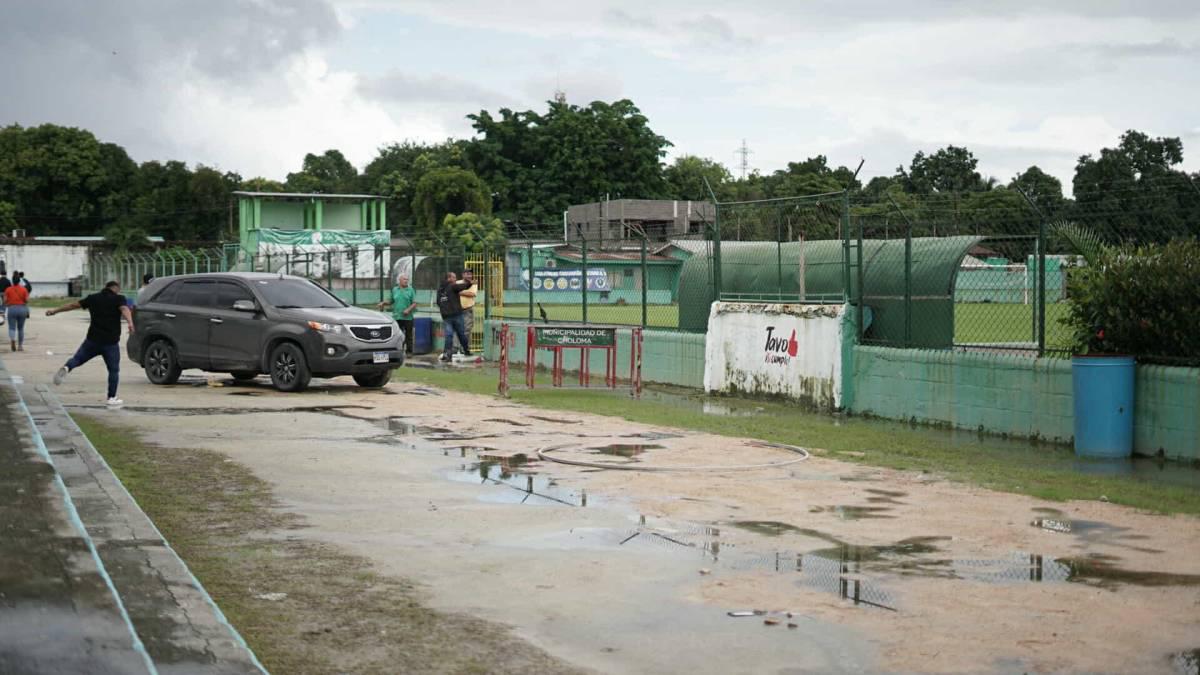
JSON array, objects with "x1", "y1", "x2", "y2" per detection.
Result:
[
  {"x1": 411, "y1": 167, "x2": 492, "y2": 235},
  {"x1": 468, "y1": 99, "x2": 671, "y2": 222},
  {"x1": 361, "y1": 140, "x2": 471, "y2": 226},
  {"x1": 897, "y1": 145, "x2": 988, "y2": 194},
  {"x1": 1009, "y1": 165, "x2": 1064, "y2": 214},
  {"x1": 1073, "y1": 130, "x2": 1198, "y2": 241},
  {"x1": 663, "y1": 155, "x2": 731, "y2": 201},
  {"x1": 285, "y1": 149, "x2": 359, "y2": 194}
]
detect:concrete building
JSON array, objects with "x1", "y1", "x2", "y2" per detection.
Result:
[
  {"x1": 0, "y1": 236, "x2": 163, "y2": 298},
  {"x1": 565, "y1": 199, "x2": 715, "y2": 243}
]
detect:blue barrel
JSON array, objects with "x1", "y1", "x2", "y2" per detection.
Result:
[
  {"x1": 412, "y1": 317, "x2": 433, "y2": 354},
  {"x1": 1072, "y1": 355, "x2": 1135, "y2": 458}
]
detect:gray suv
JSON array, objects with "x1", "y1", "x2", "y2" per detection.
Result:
[{"x1": 127, "y1": 272, "x2": 404, "y2": 392}]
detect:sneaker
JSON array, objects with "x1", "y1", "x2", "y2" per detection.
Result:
[
  {"x1": 106, "y1": 397, "x2": 124, "y2": 407},
  {"x1": 438, "y1": 354, "x2": 451, "y2": 362},
  {"x1": 53, "y1": 365, "x2": 69, "y2": 385}
]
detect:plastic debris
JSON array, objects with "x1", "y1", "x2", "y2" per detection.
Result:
[
  {"x1": 699, "y1": 568, "x2": 712, "y2": 575},
  {"x1": 764, "y1": 618, "x2": 780, "y2": 626},
  {"x1": 254, "y1": 592, "x2": 288, "y2": 602},
  {"x1": 726, "y1": 611, "x2": 757, "y2": 617}
]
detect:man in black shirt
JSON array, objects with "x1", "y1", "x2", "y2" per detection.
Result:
[
  {"x1": 436, "y1": 272, "x2": 471, "y2": 362},
  {"x1": 46, "y1": 280, "x2": 135, "y2": 406}
]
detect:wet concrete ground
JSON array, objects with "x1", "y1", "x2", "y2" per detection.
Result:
[{"x1": 8, "y1": 315, "x2": 1200, "y2": 674}]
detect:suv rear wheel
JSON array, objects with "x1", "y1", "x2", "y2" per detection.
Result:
[
  {"x1": 269, "y1": 343, "x2": 311, "y2": 392},
  {"x1": 353, "y1": 370, "x2": 391, "y2": 388},
  {"x1": 144, "y1": 340, "x2": 182, "y2": 385}
]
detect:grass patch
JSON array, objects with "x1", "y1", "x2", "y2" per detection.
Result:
[
  {"x1": 955, "y1": 302, "x2": 1072, "y2": 349},
  {"x1": 399, "y1": 366, "x2": 1200, "y2": 515},
  {"x1": 74, "y1": 414, "x2": 580, "y2": 675}
]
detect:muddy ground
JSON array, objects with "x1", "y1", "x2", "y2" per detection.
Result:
[{"x1": 11, "y1": 314, "x2": 1200, "y2": 674}]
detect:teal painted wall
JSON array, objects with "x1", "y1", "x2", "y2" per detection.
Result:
[
  {"x1": 849, "y1": 346, "x2": 1199, "y2": 460},
  {"x1": 482, "y1": 320, "x2": 705, "y2": 388},
  {"x1": 323, "y1": 202, "x2": 362, "y2": 230},
  {"x1": 260, "y1": 202, "x2": 305, "y2": 230}
]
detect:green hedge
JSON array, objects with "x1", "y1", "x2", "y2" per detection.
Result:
[{"x1": 1063, "y1": 239, "x2": 1200, "y2": 363}]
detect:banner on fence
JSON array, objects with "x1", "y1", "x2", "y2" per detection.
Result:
[
  {"x1": 255, "y1": 229, "x2": 390, "y2": 279},
  {"x1": 703, "y1": 302, "x2": 845, "y2": 409},
  {"x1": 519, "y1": 268, "x2": 608, "y2": 292}
]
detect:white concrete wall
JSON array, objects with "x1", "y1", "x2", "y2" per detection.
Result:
[
  {"x1": 0, "y1": 243, "x2": 91, "y2": 297},
  {"x1": 703, "y1": 302, "x2": 845, "y2": 409}
]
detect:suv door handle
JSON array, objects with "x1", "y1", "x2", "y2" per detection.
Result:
[
  {"x1": 164, "y1": 313, "x2": 176, "y2": 318},
  {"x1": 210, "y1": 317, "x2": 223, "y2": 324}
]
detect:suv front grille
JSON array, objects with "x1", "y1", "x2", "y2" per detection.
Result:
[{"x1": 349, "y1": 325, "x2": 393, "y2": 342}]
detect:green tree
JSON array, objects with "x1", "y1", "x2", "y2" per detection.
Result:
[
  {"x1": 0, "y1": 123, "x2": 137, "y2": 235},
  {"x1": 0, "y1": 201, "x2": 17, "y2": 230},
  {"x1": 664, "y1": 155, "x2": 732, "y2": 201},
  {"x1": 1010, "y1": 165, "x2": 1065, "y2": 214},
  {"x1": 1072, "y1": 130, "x2": 1198, "y2": 242},
  {"x1": 285, "y1": 149, "x2": 359, "y2": 194},
  {"x1": 241, "y1": 177, "x2": 285, "y2": 192},
  {"x1": 468, "y1": 99, "x2": 671, "y2": 223},
  {"x1": 411, "y1": 167, "x2": 491, "y2": 233},
  {"x1": 361, "y1": 140, "x2": 471, "y2": 225},
  {"x1": 441, "y1": 212, "x2": 506, "y2": 254},
  {"x1": 897, "y1": 145, "x2": 988, "y2": 194}
]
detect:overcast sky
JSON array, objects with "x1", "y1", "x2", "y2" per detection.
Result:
[{"x1": 4, "y1": 0, "x2": 1199, "y2": 189}]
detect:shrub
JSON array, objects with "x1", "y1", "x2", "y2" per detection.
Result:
[{"x1": 1063, "y1": 238, "x2": 1200, "y2": 362}]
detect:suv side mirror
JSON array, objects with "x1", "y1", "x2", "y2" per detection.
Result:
[{"x1": 232, "y1": 299, "x2": 257, "y2": 312}]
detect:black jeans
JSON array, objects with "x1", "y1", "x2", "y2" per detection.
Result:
[{"x1": 395, "y1": 319, "x2": 413, "y2": 354}]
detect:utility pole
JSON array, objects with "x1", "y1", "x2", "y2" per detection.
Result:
[{"x1": 736, "y1": 139, "x2": 753, "y2": 179}]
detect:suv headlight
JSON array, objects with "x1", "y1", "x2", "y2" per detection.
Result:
[{"x1": 307, "y1": 321, "x2": 344, "y2": 334}]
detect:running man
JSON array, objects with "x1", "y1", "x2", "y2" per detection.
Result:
[{"x1": 46, "y1": 280, "x2": 135, "y2": 406}]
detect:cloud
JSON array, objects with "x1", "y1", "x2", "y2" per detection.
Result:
[{"x1": 358, "y1": 70, "x2": 512, "y2": 105}]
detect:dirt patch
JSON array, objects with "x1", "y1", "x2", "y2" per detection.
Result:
[{"x1": 74, "y1": 413, "x2": 581, "y2": 675}]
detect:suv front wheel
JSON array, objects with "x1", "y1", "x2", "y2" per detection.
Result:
[
  {"x1": 353, "y1": 370, "x2": 391, "y2": 388},
  {"x1": 144, "y1": 340, "x2": 182, "y2": 385},
  {"x1": 269, "y1": 342, "x2": 311, "y2": 392}
]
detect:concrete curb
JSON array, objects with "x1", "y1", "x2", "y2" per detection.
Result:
[{"x1": 19, "y1": 383, "x2": 267, "y2": 674}]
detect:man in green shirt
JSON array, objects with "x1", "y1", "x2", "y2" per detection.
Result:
[{"x1": 379, "y1": 274, "x2": 418, "y2": 354}]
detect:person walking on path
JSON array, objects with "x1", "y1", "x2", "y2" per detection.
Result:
[
  {"x1": 378, "y1": 274, "x2": 417, "y2": 354},
  {"x1": 0, "y1": 270, "x2": 10, "y2": 326},
  {"x1": 458, "y1": 269, "x2": 478, "y2": 351},
  {"x1": 4, "y1": 278, "x2": 29, "y2": 351},
  {"x1": 46, "y1": 281, "x2": 135, "y2": 406},
  {"x1": 436, "y1": 272, "x2": 470, "y2": 362}
]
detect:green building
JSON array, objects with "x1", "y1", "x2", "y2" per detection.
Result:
[
  {"x1": 234, "y1": 191, "x2": 390, "y2": 253},
  {"x1": 513, "y1": 244, "x2": 687, "y2": 305}
]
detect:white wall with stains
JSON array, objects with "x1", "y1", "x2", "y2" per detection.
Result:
[{"x1": 703, "y1": 302, "x2": 845, "y2": 409}]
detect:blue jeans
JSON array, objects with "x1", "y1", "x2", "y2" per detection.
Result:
[
  {"x1": 7, "y1": 305, "x2": 28, "y2": 344},
  {"x1": 66, "y1": 339, "x2": 121, "y2": 398},
  {"x1": 442, "y1": 313, "x2": 470, "y2": 356}
]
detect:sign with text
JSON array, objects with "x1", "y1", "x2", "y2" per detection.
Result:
[
  {"x1": 703, "y1": 302, "x2": 846, "y2": 410},
  {"x1": 534, "y1": 326, "x2": 617, "y2": 348}
]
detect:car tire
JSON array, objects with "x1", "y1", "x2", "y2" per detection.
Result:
[
  {"x1": 353, "y1": 370, "x2": 391, "y2": 388},
  {"x1": 144, "y1": 340, "x2": 182, "y2": 385},
  {"x1": 269, "y1": 342, "x2": 311, "y2": 392},
  {"x1": 230, "y1": 371, "x2": 258, "y2": 381}
]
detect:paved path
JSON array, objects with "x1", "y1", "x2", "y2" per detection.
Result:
[{"x1": 0, "y1": 358, "x2": 263, "y2": 674}]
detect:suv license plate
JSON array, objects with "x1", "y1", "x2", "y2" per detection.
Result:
[{"x1": 372, "y1": 352, "x2": 389, "y2": 364}]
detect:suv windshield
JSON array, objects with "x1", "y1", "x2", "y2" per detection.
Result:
[{"x1": 253, "y1": 279, "x2": 346, "y2": 309}]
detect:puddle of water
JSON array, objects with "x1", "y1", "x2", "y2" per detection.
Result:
[
  {"x1": 622, "y1": 431, "x2": 684, "y2": 441},
  {"x1": 444, "y1": 461, "x2": 589, "y2": 507},
  {"x1": 588, "y1": 444, "x2": 665, "y2": 459},
  {"x1": 483, "y1": 418, "x2": 531, "y2": 427},
  {"x1": 810, "y1": 505, "x2": 896, "y2": 520},
  {"x1": 1171, "y1": 649, "x2": 1199, "y2": 675},
  {"x1": 526, "y1": 415, "x2": 582, "y2": 424}
]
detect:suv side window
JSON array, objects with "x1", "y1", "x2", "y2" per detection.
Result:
[
  {"x1": 174, "y1": 280, "x2": 216, "y2": 308},
  {"x1": 216, "y1": 281, "x2": 255, "y2": 308},
  {"x1": 151, "y1": 282, "x2": 180, "y2": 305}
]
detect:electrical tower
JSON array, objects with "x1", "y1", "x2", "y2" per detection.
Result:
[{"x1": 736, "y1": 139, "x2": 753, "y2": 179}]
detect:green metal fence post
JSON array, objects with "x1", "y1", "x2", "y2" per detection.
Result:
[
  {"x1": 378, "y1": 246, "x2": 385, "y2": 305},
  {"x1": 904, "y1": 224, "x2": 912, "y2": 348},
  {"x1": 581, "y1": 236, "x2": 588, "y2": 324},
  {"x1": 351, "y1": 247, "x2": 358, "y2": 306},
  {"x1": 1037, "y1": 222, "x2": 1046, "y2": 355},
  {"x1": 841, "y1": 191, "x2": 852, "y2": 304},
  {"x1": 856, "y1": 220, "x2": 865, "y2": 341},
  {"x1": 527, "y1": 241, "x2": 534, "y2": 322},
  {"x1": 641, "y1": 236, "x2": 648, "y2": 328}
]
